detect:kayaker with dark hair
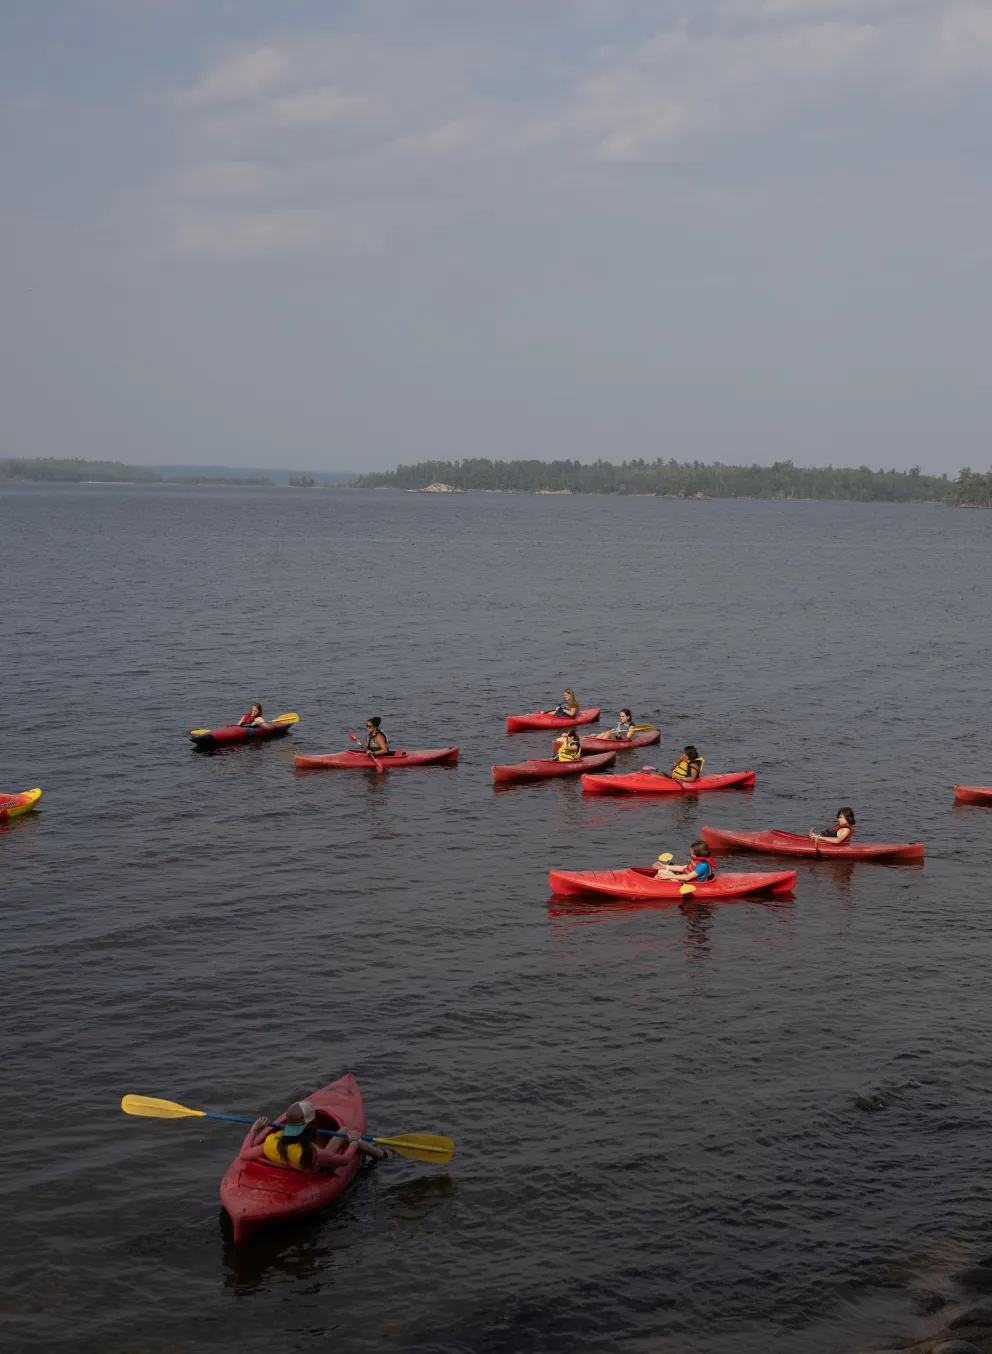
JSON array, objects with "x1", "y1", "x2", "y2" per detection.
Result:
[
  {"x1": 238, "y1": 703, "x2": 265, "y2": 727},
  {"x1": 810, "y1": 808, "x2": 855, "y2": 846},
  {"x1": 545, "y1": 688, "x2": 579, "y2": 719},
  {"x1": 238, "y1": 1099, "x2": 387, "y2": 1173},
  {"x1": 670, "y1": 746, "x2": 703, "y2": 782},
  {"x1": 654, "y1": 841, "x2": 718, "y2": 884},
  {"x1": 364, "y1": 717, "x2": 389, "y2": 756},
  {"x1": 591, "y1": 709, "x2": 633, "y2": 742},
  {"x1": 556, "y1": 729, "x2": 582, "y2": 762}
]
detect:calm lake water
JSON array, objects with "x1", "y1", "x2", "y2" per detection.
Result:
[{"x1": 2, "y1": 485, "x2": 991, "y2": 1354}]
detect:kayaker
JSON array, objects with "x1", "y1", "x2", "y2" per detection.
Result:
[
  {"x1": 645, "y1": 745, "x2": 704, "y2": 780},
  {"x1": 545, "y1": 688, "x2": 580, "y2": 719},
  {"x1": 238, "y1": 1099, "x2": 388, "y2": 1173},
  {"x1": 237, "y1": 703, "x2": 265, "y2": 727},
  {"x1": 809, "y1": 808, "x2": 855, "y2": 846},
  {"x1": 655, "y1": 841, "x2": 718, "y2": 884},
  {"x1": 556, "y1": 730, "x2": 582, "y2": 762},
  {"x1": 364, "y1": 717, "x2": 390, "y2": 757},
  {"x1": 590, "y1": 709, "x2": 633, "y2": 742}
]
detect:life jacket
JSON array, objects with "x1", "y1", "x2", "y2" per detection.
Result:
[
  {"x1": 820, "y1": 822, "x2": 854, "y2": 842},
  {"x1": 610, "y1": 722, "x2": 632, "y2": 740},
  {"x1": 557, "y1": 743, "x2": 581, "y2": 762},
  {"x1": 690, "y1": 854, "x2": 718, "y2": 882},
  {"x1": 262, "y1": 1130, "x2": 305, "y2": 1170},
  {"x1": 672, "y1": 755, "x2": 704, "y2": 781},
  {"x1": 238, "y1": 712, "x2": 257, "y2": 727}
]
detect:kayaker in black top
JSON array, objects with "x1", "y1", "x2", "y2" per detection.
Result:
[
  {"x1": 238, "y1": 703, "x2": 265, "y2": 727},
  {"x1": 545, "y1": 688, "x2": 579, "y2": 718},
  {"x1": 364, "y1": 717, "x2": 389, "y2": 756},
  {"x1": 810, "y1": 808, "x2": 855, "y2": 846}
]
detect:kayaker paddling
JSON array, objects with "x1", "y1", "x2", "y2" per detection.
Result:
[
  {"x1": 239, "y1": 1099, "x2": 388, "y2": 1173},
  {"x1": 556, "y1": 730, "x2": 582, "y2": 762},
  {"x1": 643, "y1": 745, "x2": 704, "y2": 781},
  {"x1": 590, "y1": 708, "x2": 633, "y2": 742},
  {"x1": 809, "y1": 808, "x2": 855, "y2": 846},
  {"x1": 544, "y1": 688, "x2": 580, "y2": 719},
  {"x1": 237, "y1": 703, "x2": 266, "y2": 728},
  {"x1": 364, "y1": 717, "x2": 390, "y2": 757},
  {"x1": 654, "y1": 841, "x2": 718, "y2": 885}
]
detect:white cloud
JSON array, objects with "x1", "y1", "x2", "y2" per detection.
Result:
[
  {"x1": 169, "y1": 208, "x2": 373, "y2": 260},
  {"x1": 158, "y1": 2, "x2": 992, "y2": 257}
]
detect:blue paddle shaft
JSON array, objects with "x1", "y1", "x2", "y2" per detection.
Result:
[{"x1": 202, "y1": 1110, "x2": 375, "y2": 1142}]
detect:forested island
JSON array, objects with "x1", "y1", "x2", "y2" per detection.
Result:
[
  {"x1": 351, "y1": 457, "x2": 991, "y2": 505},
  {"x1": 0, "y1": 458, "x2": 271, "y2": 485}
]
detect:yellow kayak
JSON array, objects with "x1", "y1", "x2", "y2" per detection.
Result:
[{"x1": 0, "y1": 788, "x2": 42, "y2": 821}]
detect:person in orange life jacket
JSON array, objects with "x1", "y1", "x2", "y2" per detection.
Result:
[
  {"x1": 654, "y1": 841, "x2": 718, "y2": 884},
  {"x1": 238, "y1": 1099, "x2": 387, "y2": 1172},
  {"x1": 590, "y1": 709, "x2": 633, "y2": 742},
  {"x1": 556, "y1": 729, "x2": 582, "y2": 762},
  {"x1": 364, "y1": 717, "x2": 389, "y2": 755},
  {"x1": 809, "y1": 808, "x2": 855, "y2": 846},
  {"x1": 544, "y1": 688, "x2": 579, "y2": 718},
  {"x1": 238, "y1": 702, "x2": 265, "y2": 727}
]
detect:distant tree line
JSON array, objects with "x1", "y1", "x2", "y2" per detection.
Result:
[
  {"x1": 0, "y1": 458, "x2": 271, "y2": 486},
  {"x1": 947, "y1": 467, "x2": 992, "y2": 508},
  {"x1": 350, "y1": 457, "x2": 966, "y2": 503}
]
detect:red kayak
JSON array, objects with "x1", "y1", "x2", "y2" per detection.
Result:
[
  {"x1": 492, "y1": 750, "x2": 616, "y2": 784},
  {"x1": 701, "y1": 825, "x2": 924, "y2": 861},
  {"x1": 220, "y1": 1074, "x2": 365, "y2": 1245},
  {"x1": 954, "y1": 785, "x2": 992, "y2": 805},
  {"x1": 553, "y1": 730, "x2": 660, "y2": 753},
  {"x1": 190, "y1": 722, "x2": 291, "y2": 748},
  {"x1": 506, "y1": 708, "x2": 600, "y2": 733},
  {"x1": 582, "y1": 769, "x2": 755, "y2": 795},
  {"x1": 294, "y1": 747, "x2": 459, "y2": 769},
  {"x1": 548, "y1": 865, "x2": 796, "y2": 901}
]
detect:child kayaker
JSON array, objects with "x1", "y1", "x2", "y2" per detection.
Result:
[
  {"x1": 238, "y1": 703, "x2": 265, "y2": 727},
  {"x1": 591, "y1": 708, "x2": 633, "y2": 742},
  {"x1": 654, "y1": 841, "x2": 718, "y2": 885},
  {"x1": 809, "y1": 808, "x2": 855, "y2": 846},
  {"x1": 238, "y1": 1099, "x2": 388, "y2": 1173},
  {"x1": 556, "y1": 729, "x2": 582, "y2": 762},
  {"x1": 545, "y1": 688, "x2": 580, "y2": 718},
  {"x1": 364, "y1": 717, "x2": 389, "y2": 756}
]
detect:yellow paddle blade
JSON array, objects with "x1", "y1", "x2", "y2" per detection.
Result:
[
  {"x1": 374, "y1": 1133, "x2": 455, "y2": 1164},
  {"x1": 631, "y1": 724, "x2": 656, "y2": 732},
  {"x1": 121, "y1": 1094, "x2": 205, "y2": 1120},
  {"x1": 656, "y1": 852, "x2": 674, "y2": 864},
  {"x1": 272, "y1": 712, "x2": 299, "y2": 725},
  {"x1": 190, "y1": 729, "x2": 209, "y2": 737},
  {"x1": 680, "y1": 883, "x2": 696, "y2": 895}
]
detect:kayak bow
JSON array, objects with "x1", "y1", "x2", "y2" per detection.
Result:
[{"x1": 0, "y1": 788, "x2": 42, "y2": 821}]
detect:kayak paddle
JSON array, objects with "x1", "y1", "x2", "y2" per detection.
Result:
[
  {"x1": 348, "y1": 729, "x2": 384, "y2": 773},
  {"x1": 189, "y1": 712, "x2": 299, "y2": 737},
  {"x1": 120, "y1": 1095, "x2": 454, "y2": 1164}
]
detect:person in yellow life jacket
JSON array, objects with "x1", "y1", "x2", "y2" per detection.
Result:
[
  {"x1": 556, "y1": 729, "x2": 582, "y2": 762},
  {"x1": 590, "y1": 708, "x2": 633, "y2": 742},
  {"x1": 238, "y1": 1099, "x2": 388, "y2": 1173},
  {"x1": 670, "y1": 745, "x2": 704, "y2": 783},
  {"x1": 809, "y1": 807, "x2": 855, "y2": 846}
]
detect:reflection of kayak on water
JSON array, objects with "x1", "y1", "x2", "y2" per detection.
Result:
[
  {"x1": 548, "y1": 865, "x2": 796, "y2": 901},
  {"x1": 700, "y1": 826, "x2": 924, "y2": 861}
]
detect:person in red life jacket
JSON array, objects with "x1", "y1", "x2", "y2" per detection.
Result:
[
  {"x1": 238, "y1": 703, "x2": 265, "y2": 727},
  {"x1": 238, "y1": 1099, "x2": 387, "y2": 1173},
  {"x1": 809, "y1": 808, "x2": 855, "y2": 846},
  {"x1": 654, "y1": 840, "x2": 718, "y2": 885}
]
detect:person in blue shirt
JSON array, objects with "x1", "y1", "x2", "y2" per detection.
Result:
[
  {"x1": 654, "y1": 841, "x2": 718, "y2": 885},
  {"x1": 544, "y1": 688, "x2": 579, "y2": 718}
]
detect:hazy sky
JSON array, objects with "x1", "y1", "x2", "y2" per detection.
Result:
[{"x1": 2, "y1": 0, "x2": 990, "y2": 474}]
